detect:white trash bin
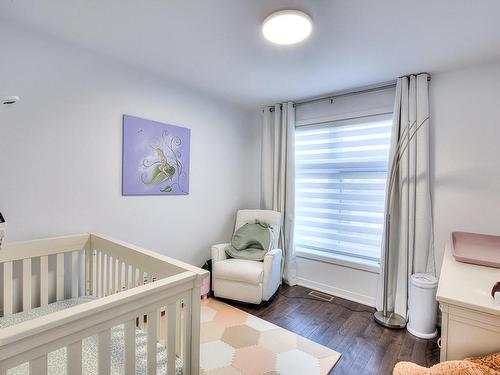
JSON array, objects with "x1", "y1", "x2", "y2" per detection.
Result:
[{"x1": 407, "y1": 273, "x2": 438, "y2": 339}]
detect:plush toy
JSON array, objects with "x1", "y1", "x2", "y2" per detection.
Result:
[{"x1": 394, "y1": 352, "x2": 500, "y2": 375}]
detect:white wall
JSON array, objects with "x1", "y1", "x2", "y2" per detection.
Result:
[
  {"x1": 430, "y1": 62, "x2": 500, "y2": 272},
  {"x1": 296, "y1": 256, "x2": 379, "y2": 306},
  {"x1": 0, "y1": 23, "x2": 260, "y2": 269}
]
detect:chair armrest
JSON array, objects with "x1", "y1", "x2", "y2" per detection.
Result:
[
  {"x1": 263, "y1": 248, "x2": 283, "y2": 301},
  {"x1": 211, "y1": 243, "x2": 229, "y2": 263},
  {"x1": 264, "y1": 248, "x2": 282, "y2": 260}
]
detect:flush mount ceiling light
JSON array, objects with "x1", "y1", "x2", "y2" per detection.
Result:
[{"x1": 262, "y1": 10, "x2": 312, "y2": 45}]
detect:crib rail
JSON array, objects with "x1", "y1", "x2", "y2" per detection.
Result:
[
  {"x1": 0, "y1": 234, "x2": 90, "y2": 314},
  {"x1": 0, "y1": 233, "x2": 207, "y2": 375}
]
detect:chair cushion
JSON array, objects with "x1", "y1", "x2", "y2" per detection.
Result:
[{"x1": 213, "y1": 259, "x2": 264, "y2": 285}]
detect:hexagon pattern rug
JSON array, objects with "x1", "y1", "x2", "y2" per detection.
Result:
[{"x1": 200, "y1": 298, "x2": 341, "y2": 375}]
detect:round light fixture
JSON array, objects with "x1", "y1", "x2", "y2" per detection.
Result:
[{"x1": 262, "y1": 10, "x2": 312, "y2": 45}]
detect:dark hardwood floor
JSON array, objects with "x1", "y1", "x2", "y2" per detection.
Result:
[{"x1": 221, "y1": 284, "x2": 439, "y2": 375}]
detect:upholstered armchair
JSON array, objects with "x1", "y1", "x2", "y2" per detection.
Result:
[{"x1": 211, "y1": 209, "x2": 282, "y2": 304}]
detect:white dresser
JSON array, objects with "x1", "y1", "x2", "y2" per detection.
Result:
[{"x1": 436, "y1": 241, "x2": 500, "y2": 361}]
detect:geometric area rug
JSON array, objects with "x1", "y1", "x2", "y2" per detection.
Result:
[{"x1": 200, "y1": 298, "x2": 341, "y2": 375}]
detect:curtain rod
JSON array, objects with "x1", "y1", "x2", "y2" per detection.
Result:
[
  {"x1": 296, "y1": 74, "x2": 431, "y2": 107},
  {"x1": 269, "y1": 73, "x2": 431, "y2": 110},
  {"x1": 266, "y1": 82, "x2": 395, "y2": 112},
  {"x1": 294, "y1": 81, "x2": 397, "y2": 107}
]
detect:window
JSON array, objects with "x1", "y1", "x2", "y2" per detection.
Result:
[{"x1": 294, "y1": 113, "x2": 392, "y2": 263}]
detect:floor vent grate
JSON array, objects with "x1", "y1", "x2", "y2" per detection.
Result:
[{"x1": 308, "y1": 290, "x2": 334, "y2": 302}]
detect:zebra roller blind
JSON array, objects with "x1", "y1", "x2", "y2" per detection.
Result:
[{"x1": 295, "y1": 113, "x2": 392, "y2": 262}]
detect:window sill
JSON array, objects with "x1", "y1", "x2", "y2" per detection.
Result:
[{"x1": 296, "y1": 248, "x2": 381, "y2": 274}]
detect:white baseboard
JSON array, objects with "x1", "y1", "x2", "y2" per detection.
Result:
[{"x1": 297, "y1": 276, "x2": 376, "y2": 308}]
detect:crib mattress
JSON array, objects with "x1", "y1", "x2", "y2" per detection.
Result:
[{"x1": 0, "y1": 297, "x2": 183, "y2": 375}]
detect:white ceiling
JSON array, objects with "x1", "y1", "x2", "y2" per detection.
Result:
[{"x1": 2, "y1": 0, "x2": 500, "y2": 109}]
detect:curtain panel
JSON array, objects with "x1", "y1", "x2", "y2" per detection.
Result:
[
  {"x1": 377, "y1": 74, "x2": 435, "y2": 319},
  {"x1": 261, "y1": 102, "x2": 297, "y2": 285}
]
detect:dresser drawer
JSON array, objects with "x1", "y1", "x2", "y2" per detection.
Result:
[{"x1": 440, "y1": 303, "x2": 500, "y2": 361}]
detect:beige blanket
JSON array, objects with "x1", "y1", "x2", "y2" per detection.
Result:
[{"x1": 394, "y1": 352, "x2": 500, "y2": 375}]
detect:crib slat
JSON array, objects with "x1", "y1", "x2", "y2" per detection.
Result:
[
  {"x1": 175, "y1": 301, "x2": 182, "y2": 358},
  {"x1": 135, "y1": 268, "x2": 144, "y2": 330},
  {"x1": 167, "y1": 302, "x2": 177, "y2": 375},
  {"x1": 101, "y1": 252, "x2": 105, "y2": 296},
  {"x1": 147, "y1": 311, "x2": 158, "y2": 374},
  {"x1": 108, "y1": 255, "x2": 114, "y2": 295},
  {"x1": 117, "y1": 260, "x2": 123, "y2": 293},
  {"x1": 141, "y1": 272, "x2": 148, "y2": 330},
  {"x1": 106, "y1": 254, "x2": 109, "y2": 295},
  {"x1": 3, "y1": 261, "x2": 13, "y2": 316},
  {"x1": 156, "y1": 308, "x2": 161, "y2": 341},
  {"x1": 56, "y1": 253, "x2": 64, "y2": 301},
  {"x1": 71, "y1": 251, "x2": 79, "y2": 298},
  {"x1": 98, "y1": 329, "x2": 111, "y2": 374},
  {"x1": 23, "y1": 258, "x2": 32, "y2": 312},
  {"x1": 132, "y1": 266, "x2": 138, "y2": 287},
  {"x1": 113, "y1": 258, "x2": 118, "y2": 293},
  {"x1": 115, "y1": 259, "x2": 119, "y2": 293},
  {"x1": 96, "y1": 251, "x2": 102, "y2": 297},
  {"x1": 124, "y1": 320, "x2": 136, "y2": 375},
  {"x1": 123, "y1": 263, "x2": 130, "y2": 290},
  {"x1": 129, "y1": 264, "x2": 134, "y2": 288},
  {"x1": 67, "y1": 340, "x2": 82, "y2": 375},
  {"x1": 102, "y1": 253, "x2": 108, "y2": 297},
  {"x1": 85, "y1": 243, "x2": 92, "y2": 296},
  {"x1": 40, "y1": 256, "x2": 49, "y2": 307},
  {"x1": 92, "y1": 250, "x2": 97, "y2": 297},
  {"x1": 182, "y1": 292, "x2": 192, "y2": 375},
  {"x1": 112, "y1": 256, "x2": 117, "y2": 294},
  {"x1": 29, "y1": 355, "x2": 47, "y2": 375}
]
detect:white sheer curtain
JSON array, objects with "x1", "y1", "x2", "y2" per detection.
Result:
[
  {"x1": 377, "y1": 74, "x2": 435, "y2": 319},
  {"x1": 261, "y1": 102, "x2": 297, "y2": 285}
]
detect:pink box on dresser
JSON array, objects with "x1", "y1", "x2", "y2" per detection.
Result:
[{"x1": 452, "y1": 231, "x2": 500, "y2": 269}]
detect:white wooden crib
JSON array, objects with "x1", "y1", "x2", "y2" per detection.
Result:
[{"x1": 0, "y1": 233, "x2": 208, "y2": 375}]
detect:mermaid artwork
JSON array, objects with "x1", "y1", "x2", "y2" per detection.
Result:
[
  {"x1": 141, "y1": 130, "x2": 187, "y2": 194},
  {"x1": 122, "y1": 115, "x2": 190, "y2": 196}
]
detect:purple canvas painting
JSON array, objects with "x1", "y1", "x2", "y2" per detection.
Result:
[{"x1": 122, "y1": 115, "x2": 190, "y2": 195}]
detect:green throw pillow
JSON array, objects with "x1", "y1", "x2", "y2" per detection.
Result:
[{"x1": 225, "y1": 220, "x2": 274, "y2": 261}]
